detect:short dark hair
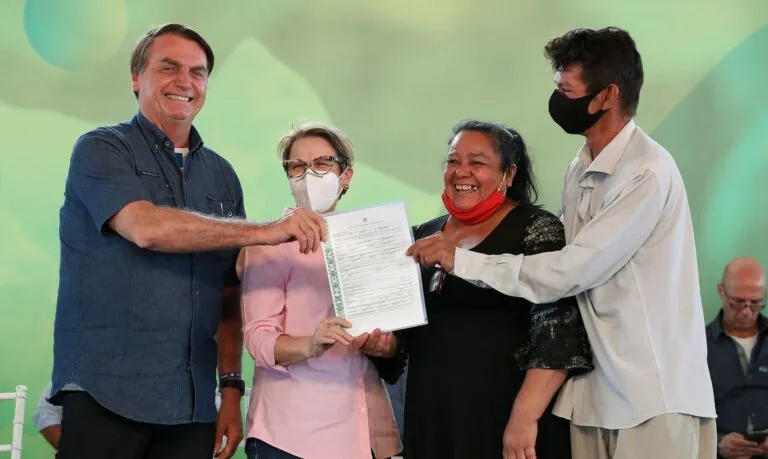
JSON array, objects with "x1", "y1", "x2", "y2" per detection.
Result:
[
  {"x1": 544, "y1": 27, "x2": 644, "y2": 116},
  {"x1": 130, "y1": 24, "x2": 215, "y2": 97},
  {"x1": 449, "y1": 120, "x2": 538, "y2": 205}
]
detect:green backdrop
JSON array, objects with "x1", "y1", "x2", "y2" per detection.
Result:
[{"x1": 2, "y1": 1, "x2": 767, "y2": 456}]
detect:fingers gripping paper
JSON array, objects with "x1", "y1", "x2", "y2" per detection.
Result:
[{"x1": 321, "y1": 202, "x2": 428, "y2": 335}]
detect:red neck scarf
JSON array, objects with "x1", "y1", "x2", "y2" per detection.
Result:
[{"x1": 441, "y1": 189, "x2": 506, "y2": 225}]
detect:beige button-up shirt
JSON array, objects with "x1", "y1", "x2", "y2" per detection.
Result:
[{"x1": 453, "y1": 120, "x2": 716, "y2": 428}]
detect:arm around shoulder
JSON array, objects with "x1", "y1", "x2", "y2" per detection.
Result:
[
  {"x1": 454, "y1": 171, "x2": 665, "y2": 304},
  {"x1": 516, "y1": 169, "x2": 664, "y2": 302}
]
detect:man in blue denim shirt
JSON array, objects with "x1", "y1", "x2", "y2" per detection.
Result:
[
  {"x1": 51, "y1": 23, "x2": 325, "y2": 459},
  {"x1": 706, "y1": 257, "x2": 768, "y2": 459}
]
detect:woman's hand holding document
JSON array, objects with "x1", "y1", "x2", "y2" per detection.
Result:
[{"x1": 321, "y1": 202, "x2": 428, "y2": 336}]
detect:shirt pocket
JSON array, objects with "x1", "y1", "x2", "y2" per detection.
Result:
[
  {"x1": 139, "y1": 172, "x2": 176, "y2": 207},
  {"x1": 206, "y1": 194, "x2": 237, "y2": 218}
]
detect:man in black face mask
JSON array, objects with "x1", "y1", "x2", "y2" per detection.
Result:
[
  {"x1": 530, "y1": 27, "x2": 716, "y2": 459},
  {"x1": 408, "y1": 27, "x2": 718, "y2": 459}
]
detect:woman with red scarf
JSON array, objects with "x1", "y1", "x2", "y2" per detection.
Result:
[{"x1": 389, "y1": 120, "x2": 593, "y2": 459}]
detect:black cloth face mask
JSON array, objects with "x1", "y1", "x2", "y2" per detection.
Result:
[{"x1": 548, "y1": 88, "x2": 607, "y2": 134}]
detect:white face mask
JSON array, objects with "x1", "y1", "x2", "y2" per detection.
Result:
[{"x1": 289, "y1": 168, "x2": 347, "y2": 214}]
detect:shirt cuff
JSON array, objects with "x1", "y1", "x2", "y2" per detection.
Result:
[
  {"x1": 254, "y1": 330, "x2": 291, "y2": 374},
  {"x1": 34, "y1": 412, "x2": 61, "y2": 431},
  {"x1": 452, "y1": 247, "x2": 524, "y2": 297},
  {"x1": 452, "y1": 247, "x2": 487, "y2": 281}
]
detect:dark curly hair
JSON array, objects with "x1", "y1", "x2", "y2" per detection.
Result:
[{"x1": 544, "y1": 27, "x2": 644, "y2": 116}]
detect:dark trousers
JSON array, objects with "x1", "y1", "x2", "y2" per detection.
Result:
[
  {"x1": 245, "y1": 438, "x2": 386, "y2": 459},
  {"x1": 245, "y1": 438, "x2": 301, "y2": 458},
  {"x1": 56, "y1": 392, "x2": 216, "y2": 459}
]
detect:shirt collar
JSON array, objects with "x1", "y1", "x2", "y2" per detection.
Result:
[
  {"x1": 135, "y1": 111, "x2": 204, "y2": 154},
  {"x1": 709, "y1": 308, "x2": 768, "y2": 338},
  {"x1": 577, "y1": 119, "x2": 637, "y2": 175}
]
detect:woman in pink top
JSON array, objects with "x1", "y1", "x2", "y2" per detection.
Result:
[{"x1": 238, "y1": 122, "x2": 402, "y2": 459}]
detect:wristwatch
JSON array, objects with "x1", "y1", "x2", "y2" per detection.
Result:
[{"x1": 218, "y1": 373, "x2": 245, "y2": 396}]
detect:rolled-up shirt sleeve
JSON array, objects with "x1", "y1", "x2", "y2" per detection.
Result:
[
  {"x1": 67, "y1": 130, "x2": 150, "y2": 235},
  {"x1": 237, "y1": 245, "x2": 290, "y2": 374},
  {"x1": 33, "y1": 383, "x2": 62, "y2": 431},
  {"x1": 453, "y1": 169, "x2": 664, "y2": 304}
]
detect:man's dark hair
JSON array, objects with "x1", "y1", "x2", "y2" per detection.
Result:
[
  {"x1": 130, "y1": 24, "x2": 214, "y2": 98},
  {"x1": 544, "y1": 27, "x2": 643, "y2": 116}
]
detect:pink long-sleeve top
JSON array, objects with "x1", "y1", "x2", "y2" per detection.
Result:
[{"x1": 237, "y1": 241, "x2": 402, "y2": 459}]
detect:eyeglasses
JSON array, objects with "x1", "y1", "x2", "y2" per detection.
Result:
[
  {"x1": 282, "y1": 155, "x2": 346, "y2": 178},
  {"x1": 723, "y1": 291, "x2": 765, "y2": 313}
]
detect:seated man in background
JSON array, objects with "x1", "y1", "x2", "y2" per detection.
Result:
[{"x1": 707, "y1": 257, "x2": 768, "y2": 459}]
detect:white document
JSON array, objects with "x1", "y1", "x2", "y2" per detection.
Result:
[{"x1": 321, "y1": 201, "x2": 428, "y2": 336}]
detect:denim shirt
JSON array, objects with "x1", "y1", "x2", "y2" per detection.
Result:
[
  {"x1": 707, "y1": 310, "x2": 768, "y2": 436},
  {"x1": 52, "y1": 112, "x2": 245, "y2": 424}
]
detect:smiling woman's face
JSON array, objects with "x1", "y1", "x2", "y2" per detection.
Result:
[{"x1": 443, "y1": 130, "x2": 510, "y2": 209}]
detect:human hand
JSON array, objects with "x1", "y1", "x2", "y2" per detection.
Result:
[
  {"x1": 718, "y1": 432, "x2": 764, "y2": 458},
  {"x1": 213, "y1": 392, "x2": 243, "y2": 459},
  {"x1": 351, "y1": 329, "x2": 397, "y2": 358},
  {"x1": 503, "y1": 414, "x2": 538, "y2": 459},
  {"x1": 308, "y1": 317, "x2": 354, "y2": 358},
  {"x1": 264, "y1": 208, "x2": 326, "y2": 254},
  {"x1": 405, "y1": 232, "x2": 457, "y2": 272}
]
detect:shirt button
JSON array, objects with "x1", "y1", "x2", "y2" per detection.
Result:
[
  {"x1": 196, "y1": 290, "x2": 200, "y2": 296},
  {"x1": 227, "y1": 211, "x2": 233, "y2": 217},
  {"x1": 164, "y1": 140, "x2": 171, "y2": 147}
]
